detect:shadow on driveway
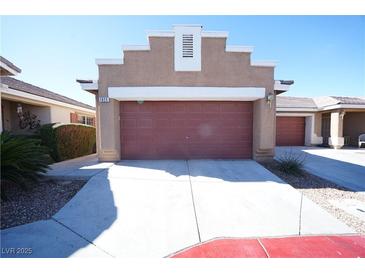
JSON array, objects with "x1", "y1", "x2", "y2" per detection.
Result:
[
  {"x1": 113, "y1": 159, "x2": 287, "y2": 184},
  {"x1": 1, "y1": 169, "x2": 117, "y2": 258},
  {"x1": 275, "y1": 146, "x2": 365, "y2": 192},
  {"x1": 1, "y1": 158, "x2": 355, "y2": 257}
]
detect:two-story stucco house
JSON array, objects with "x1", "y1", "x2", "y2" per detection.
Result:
[{"x1": 79, "y1": 25, "x2": 293, "y2": 161}]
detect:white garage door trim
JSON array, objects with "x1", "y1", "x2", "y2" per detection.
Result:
[{"x1": 108, "y1": 86, "x2": 265, "y2": 101}]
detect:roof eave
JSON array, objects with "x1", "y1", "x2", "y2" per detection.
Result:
[
  {"x1": 77, "y1": 79, "x2": 98, "y2": 93},
  {"x1": 274, "y1": 80, "x2": 294, "y2": 94}
]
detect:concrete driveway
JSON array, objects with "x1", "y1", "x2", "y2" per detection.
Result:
[
  {"x1": 1, "y1": 160, "x2": 353, "y2": 258},
  {"x1": 276, "y1": 147, "x2": 365, "y2": 192}
]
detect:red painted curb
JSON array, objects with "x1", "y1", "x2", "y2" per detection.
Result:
[{"x1": 170, "y1": 235, "x2": 365, "y2": 258}]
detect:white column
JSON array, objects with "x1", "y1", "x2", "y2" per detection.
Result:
[
  {"x1": 305, "y1": 115, "x2": 323, "y2": 146},
  {"x1": 329, "y1": 111, "x2": 345, "y2": 149}
]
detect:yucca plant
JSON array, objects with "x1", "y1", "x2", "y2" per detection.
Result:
[
  {"x1": 277, "y1": 150, "x2": 306, "y2": 175},
  {"x1": 1, "y1": 131, "x2": 51, "y2": 200}
]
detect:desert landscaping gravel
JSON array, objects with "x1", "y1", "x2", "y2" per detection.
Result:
[
  {"x1": 262, "y1": 160, "x2": 365, "y2": 234},
  {"x1": 1, "y1": 179, "x2": 86, "y2": 229}
]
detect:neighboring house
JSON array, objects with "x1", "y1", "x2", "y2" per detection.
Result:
[
  {"x1": 78, "y1": 25, "x2": 293, "y2": 161},
  {"x1": 0, "y1": 56, "x2": 96, "y2": 134},
  {"x1": 276, "y1": 96, "x2": 365, "y2": 148}
]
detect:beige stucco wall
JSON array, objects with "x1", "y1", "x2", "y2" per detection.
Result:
[
  {"x1": 97, "y1": 36, "x2": 275, "y2": 161},
  {"x1": 343, "y1": 111, "x2": 365, "y2": 146},
  {"x1": 50, "y1": 105, "x2": 94, "y2": 124},
  {"x1": 1, "y1": 97, "x2": 95, "y2": 134},
  {"x1": 314, "y1": 112, "x2": 322, "y2": 136},
  {"x1": 3, "y1": 100, "x2": 51, "y2": 134},
  {"x1": 50, "y1": 105, "x2": 71, "y2": 124},
  {"x1": 1, "y1": 98, "x2": 12, "y2": 131}
]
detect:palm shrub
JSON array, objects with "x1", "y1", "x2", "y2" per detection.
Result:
[
  {"x1": 277, "y1": 150, "x2": 306, "y2": 175},
  {"x1": 1, "y1": 131, "x2": 51, "y2": 200}
]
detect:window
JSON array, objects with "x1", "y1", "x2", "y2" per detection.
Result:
[
  {"x1": 86, "y1": 117, "x2": 94, "y2": 126},
  {"x1": 78, "y1": 115, "x2": 94, "y2": 126}
]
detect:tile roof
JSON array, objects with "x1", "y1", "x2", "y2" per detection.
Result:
[
  {"x1": 1, "y1": 76, "x2": 95, "y2": 111},
  {"x1": 313, "y1": 96, "x2": 365, "y2": 108},
  {"x1": 276, "y1": 96, "x2": 317, "y2": 109},
  {"x1": 331, "y1": 96, "x2": 365, "y2": 105},
  {"x1": 278, "y1": 96, "x2": 365, "y2": 110}
]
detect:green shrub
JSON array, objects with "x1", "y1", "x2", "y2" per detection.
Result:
[
  {"x1": 277, "y1": 150, "x2": 306, "y2": 175},
  {"x1": 1, "y1": 131, "x2": 51, "y2": 199},
  {"x1": 38, "y1": 123, "x2": 58, "y2": 160},
  {"x1": 38, "y1": 123, "x2": 96, "y2": 162}
]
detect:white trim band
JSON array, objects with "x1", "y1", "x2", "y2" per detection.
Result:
[
  {"x1": 108, "y1": 86, "x2": 265, "y2": 101},
  {"x1": 146, "y1": 30, "x2": 229, "y2": 38},
  {"x1": 95, "y1": 59, "x2": 123, "y2": 65},
  {"x1": 122, "y1": 45, "x2": 150, "y2": 51},
  {"x1": 201, "y1": 31, "x2": 229, "y2": 38},
  {"x1": 274, "y1": 81, "x2": 291, "y2": 91},
  {"x1": 147, "y1": 30, "x2": 174, "y2": 37},
  {"x1": 276, "y1": 112, "x2": 316, "y2": 116},
  {"x1": 79, "y1": 81, "x2": 98, "y2": 91},
  {"x1": 276, "y1": 107, "x2": 317, "y2": 112},
  {"x1": 251, "y1": 61, "x2": 277, "y2": 67},
  {"x1": 226, "y1": 45, "x2": 254, "y2": 53}
]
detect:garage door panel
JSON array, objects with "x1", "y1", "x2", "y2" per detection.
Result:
[
  {"x1": 120, "y1": 101, "x2": 252, "y2": 159},
  {"x1": 171, "y1": 119, "x2": 190, "y2": 128},
  {"x1": 276, "y1": 117, "x2": 305, "y2": 146},
  {"x1": 202, "y1": 103, "x2": 221, "y2": 112},
  {"x1": 220, "y1": 102, "x2": 250, "y2": 112},
  {"x1": 122, "y1": 118, "x2": 137, "y2": 128},
  {"x1": 121, "y1": 103, "x2": 141, "y2": 113},
  {"x1": 152, "y1": 118, "x2": 171, "y2": 128},
  {"x1": 156, "y1": 144, "x2": 188, "y2": 156},
  {"x1": 136, "y1": 118, "x2": 153, "y2": 128}
]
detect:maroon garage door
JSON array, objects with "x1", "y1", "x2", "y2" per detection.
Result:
[
  {"x1": 120, "y1": 101, "x2": 253, "y2": 159},
  {"x1": 276, "y1": 117, "x2": 305, "y2": 146}
]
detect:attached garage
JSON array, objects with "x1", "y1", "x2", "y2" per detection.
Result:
[
  {"x1": 276, "y1": 116, "x2": 305, "y2": 146},
  {"x1": 120, "y1": 101, "x2": 253, "y2": 159},
  {"x1": 78, "y1": 25, "x2": 294, "y2": 161}
]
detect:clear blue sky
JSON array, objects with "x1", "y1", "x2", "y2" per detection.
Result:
[{"x1": 1, "y1": 16, "x2": 364, "y2": 106}]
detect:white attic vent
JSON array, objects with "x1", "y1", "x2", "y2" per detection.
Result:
[
  {"x1": 182, "y1": 34, "x2": 194, "y2": 58},
  {"x1": 174, "y1": 25, "x2": 202, "y2": 71}
]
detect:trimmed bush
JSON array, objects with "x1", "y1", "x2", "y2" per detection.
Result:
[
  {"x1": 1, "y1": 131, "x2": 51, "y2": 200},
  {"x1": 38, "y1": 123, "x2": 96, "y2": 162}
]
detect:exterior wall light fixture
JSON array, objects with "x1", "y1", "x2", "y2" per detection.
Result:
[
  {"x1": 17, "y1": 103, "x2": 23, "y2": 115},
  {"x1": 266, "y1": 93, "x2": 275, "y2": 108}
]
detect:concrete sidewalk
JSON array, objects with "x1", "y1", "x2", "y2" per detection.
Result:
[{"x1": 45, "y1": 154, "x2": 114, "y2": 180}]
